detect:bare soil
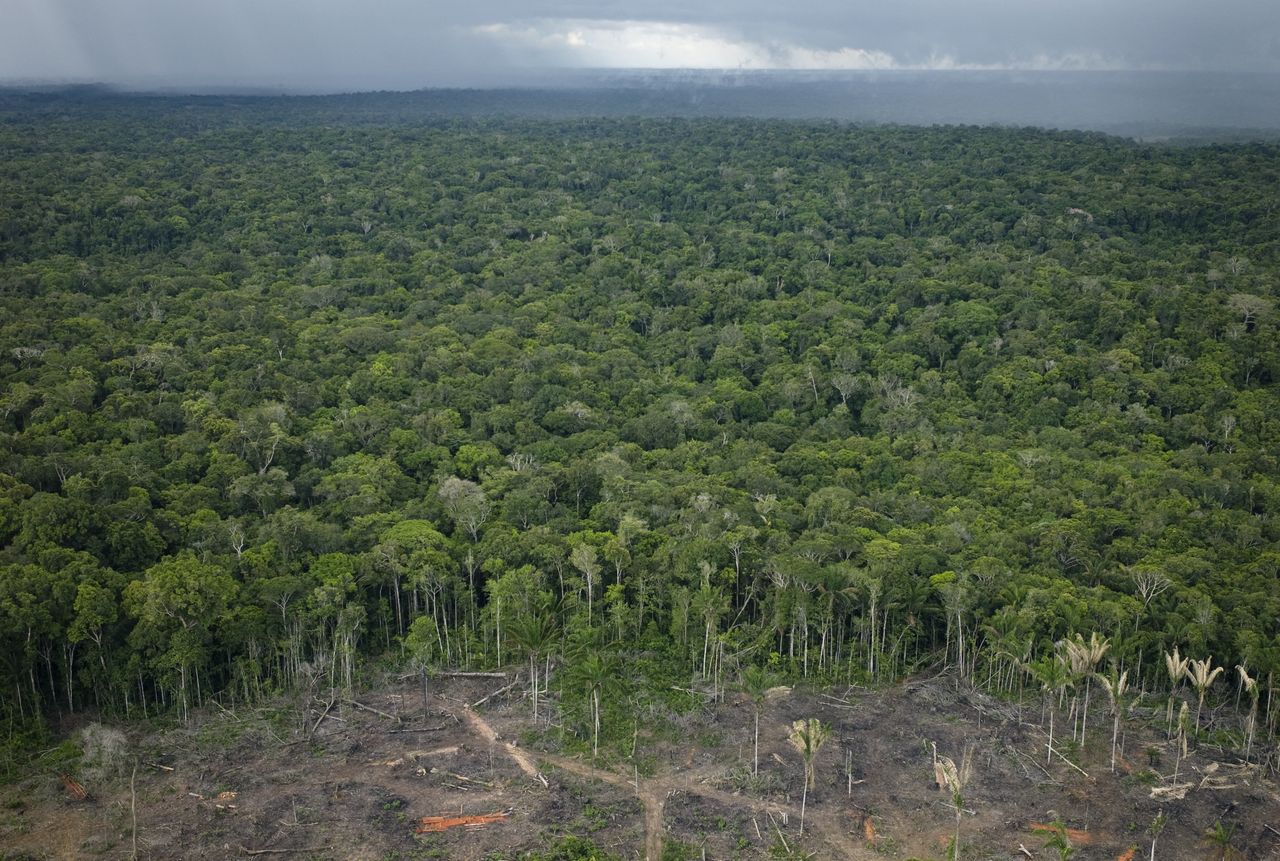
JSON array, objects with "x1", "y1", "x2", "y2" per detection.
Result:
[{"x1": 3, "y1": 673, "x2": 1278, "y2": 860}]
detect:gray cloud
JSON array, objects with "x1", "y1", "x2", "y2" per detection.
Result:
[{"x1": 1, "y1": 0, "x2": 1277, "y2": 89}]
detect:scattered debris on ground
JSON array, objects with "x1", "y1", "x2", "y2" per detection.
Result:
[{"x1": 3, "y1": 674, "x2": 1277, "y2": 860}]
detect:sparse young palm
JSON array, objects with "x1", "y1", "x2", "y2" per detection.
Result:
[
  {"x1": 1173, "y1": 701, "x2": 1191, "y2": 780},
  {"x1": 788, "y1": 718, "x2": 831, "y2": 837},
  {"x1": 1202, "y1": 820, "x2": 1243, "y2": 861},
  {"x1": 739, "y1": 665, "x2": 773, "y2": 777},
  {"x1": 1041, "y1": 819, "x2": 1076, "y2": 861},
  {"x1": 932, "y1": 741, "x2": 974, "y2": 861},
  {"x1": 1186, "y1": 656, "x2": 1224, "y2": 734},
  {"x1": 1025, "y1": 653, "x2": 1071, "y2": 766},
  {"x1": 1061, "y1": 632, "x2": 1108, "y2": 748},
  {"x1": 1163, "y1": 646, "x2": 1190, "y2": 738},
  {"x1": 1097, "y1": 667, "x2": 1134, "y2": 773},
  {"x1": 1147, "y1": 810, "x2": 1167, "y2": 861},
  {"x1": 1235, "y1": 665, "x2": 1259, "y2": 762}
]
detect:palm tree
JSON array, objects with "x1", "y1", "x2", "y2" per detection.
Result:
[
  {"x1": 1041, "y1": 819, "x2": 1076, "y2": 861},
  {"x1": 1235, "y1": 666, "x2": 1259, "y2": 762},
  {"x1": 1173, "y1": 701, "x2": 1191, "y2": 781},
  {"x1": 739, "y1": 665, "x2": 772, "y2": 777},
  {"x1": 1147, "y1": 810, "x2": 1166, "y2": 861},
  {"x1": 506, "y1": 609, "x2": 559, "y2": 723},
  {"x1": 1061, "y1": 632, "x2": 1108, "y2": 748},
  {"x1": 1202, "y1": 820, "x2": 1242, "y2": 861},
  {"x1": 932, "y1": 741, "x2": 974, "y2": 861},
  {"x1": 1186, "y1": 656, "x2": 1224, "y2": 734},
  {"x1": 788, "y1": 718, "x2": 831, "y2": 837},
  {"x1": 1025, "y1": 653, "x2": 1071, "y2": 766},
  {"x1": 571, "y1": 652, "x2": 615, "y2": 759},
  {"x1": 1163, "y1": 646, "x2": 1190, "y2": 738},
  {"x1": 1097, "y1": 667, "x2": 1134, "y2": 773}
]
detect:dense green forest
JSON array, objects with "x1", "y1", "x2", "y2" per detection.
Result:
[{"x1": 1, "y1": 95, "x2": 1278, "y2": 770}]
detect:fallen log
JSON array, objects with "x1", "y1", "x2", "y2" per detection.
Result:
[
  {"x1": 407, "y1": 746, "x2": 460, "y2": 759},
  {"x1": 398, "y1": 671, "x2": 509, "y2": 680},
  {"x1": 386, "y1": 723, "x2": 449, "y2": 734},
  {"x1": 441, "y1": 671, "x2": 507, "y2": 679},
  {"x1": 472, "y1": 679, "x2": 520, "y2": 709},
  {"x1": 345, "y1": 699, "x2": 400, "y2": 723},
  {"x1": 444, "y1": 771, "x2": 494, "y2": 788},
  {"x1": 239, "y1": 845, "x2": 331, "y2": 856},
  {"x1": 309, "y1": 699, "x2": 336, "y2": 738},
  {"x1": 416, "y1": 810, "x2": 510, "y2": 833}
]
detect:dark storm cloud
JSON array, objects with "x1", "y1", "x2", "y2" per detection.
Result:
[{"x1": 2, "y1": 0, "x2": 1277, "y2": 89}]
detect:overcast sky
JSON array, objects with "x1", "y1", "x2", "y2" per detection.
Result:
[{"x1": 3, "y1": 0, "x2": 1279, "y2": 90}]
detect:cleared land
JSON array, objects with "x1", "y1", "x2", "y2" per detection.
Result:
[{"x1": 2, "y1": 672, "x2": 1277, "y2": 860}]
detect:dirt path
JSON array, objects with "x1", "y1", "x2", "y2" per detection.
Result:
[
  {"x1": 460, "y1": 705, "x2": 543, "y2": 781},
  {"x1": 459, "y1": 705, "x2": 862, "y2": 861},
  {"x1": 538, "y1": 753, "x2": 664, "y2": 861}
]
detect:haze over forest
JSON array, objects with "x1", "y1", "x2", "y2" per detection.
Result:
[{"x1": 6, "y1": 1, "x2": 1280, "y2": 138}]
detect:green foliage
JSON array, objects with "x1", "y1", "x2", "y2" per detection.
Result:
[
  {"x1": 519, "y1": 835, "x2": 622, "y2": 861},
  {"x1": 1041, "y1": 819, "x2": 1075, "y2": 861},
  {"x1": 0, "y1": 95, "x2": 1278, "y2": 764}
]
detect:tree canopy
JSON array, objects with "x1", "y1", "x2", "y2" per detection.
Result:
[{"x1": 1, "y1": 92, "x2": 1278, "y2": 761}]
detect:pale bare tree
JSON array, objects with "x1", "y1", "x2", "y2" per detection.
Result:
[
  {"x1": 1130, "y1": 568, "x2": 1170, "y2": 624},
  {"x1": 438, "y1": 476, "x2": 490, "y2": 542}
]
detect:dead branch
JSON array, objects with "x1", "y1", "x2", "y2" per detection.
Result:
[
  {"x1": 345, "y1": 699, "x2": 400, "y2": 723},
  {"x1": 213, "y1": 700, "x2": 242, "y2": 722},
  {"x1": 238, "y1": 846, "x2": 331, "y2": 856},
  {"x1": 472, "y1": 680, "x2": 520, "y2": 709},
  {"x1": 386, "y1": 723, "x2": 448, "y2": 734},
  {"x1": 308, "y1": 699, "x2": 336, "y2": 738},
  {"x1": 1030, "y1": 730, "x2": 1090, "y2": 778},
  {"x1": 1149, "y1": 782, "x2": 1193, "y2": 800},
  {"x1": 1009, "y1": 747, "x2": 1056, "y2": 782},
  {"x1": 766, "y1": 811, "x2": 791, "y2": 854},
  {"x1": 441, "y1": 671, "x2": 508, "y2": 679},
  {"x1": 408, "y1": 746, "x2": 459, "y2": 759},
  {"x1": 444, "y1": 771, "x2": 494, "y2": 788},
  {"x1": 145, "y1": 762, "x2": 175, "y2": 772},
  {"x1": 130, "y1": 762, "x2": 138, "y2": 861}
]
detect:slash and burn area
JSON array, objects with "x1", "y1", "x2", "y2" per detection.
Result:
[{"x1": 2, "y1": 673, "x2": 1277, "y2": 860}]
